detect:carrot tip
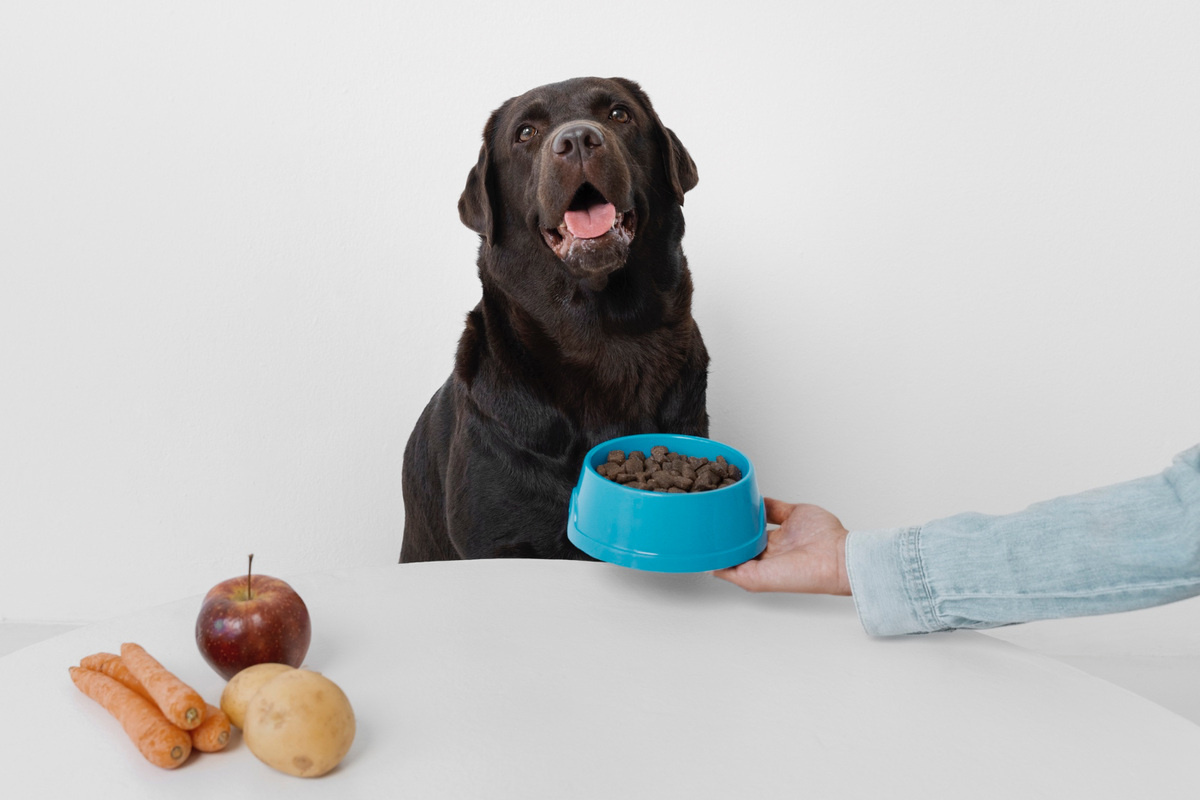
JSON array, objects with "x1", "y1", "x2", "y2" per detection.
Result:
[{"x1": 170, "y1": 745, "x2": 184, "y2": 760}]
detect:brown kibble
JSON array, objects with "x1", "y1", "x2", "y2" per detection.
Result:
[
  {"x1": 597, "y1": 444, "x2": 746, "y2": 494},
  {"x1": 654, "y1": 472, "x2": 689, "y2": 490}
]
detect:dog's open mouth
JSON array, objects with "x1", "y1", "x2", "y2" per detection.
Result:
[{"x1": 541, "y1": 183, "x2": 637, "y2": 262}]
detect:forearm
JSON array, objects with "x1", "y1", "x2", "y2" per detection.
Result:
[{"x1": 846, "y1": 445, "x2": 1200, "y2": 636}]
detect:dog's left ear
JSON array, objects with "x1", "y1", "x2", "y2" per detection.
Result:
[
  {"x1": 458, "y1": 113, "x2": 500, "y2": 244},
  {"x1": 660, "y1": 125, "x2": 698, "y2": 205},
  {"x1": 611, "y1": 78, "x2": 698, "y2": 206}
]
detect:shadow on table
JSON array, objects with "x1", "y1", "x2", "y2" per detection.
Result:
[{"x1": 598, "y1": 565, "x2": 855, "y2": 616}]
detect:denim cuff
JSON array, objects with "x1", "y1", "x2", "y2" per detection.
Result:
[{"x1": 846, "y1": 526, "x2": 944, "y2": 636}]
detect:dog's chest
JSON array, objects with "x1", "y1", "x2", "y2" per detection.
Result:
[{"x1": 554, "y1": 334, "x2": 688, "y2": 425}]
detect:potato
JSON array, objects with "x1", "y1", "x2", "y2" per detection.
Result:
[
  {"x1": 243, "y1": 669, "x2": 355, "y2": 778},
  {"x1": 220, "y1": 663, "x2": 295, "y2": 729}
]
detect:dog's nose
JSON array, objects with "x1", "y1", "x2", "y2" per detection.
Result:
[{"x1": 552, "y1": 122, "x2": 606, "y2": 160}]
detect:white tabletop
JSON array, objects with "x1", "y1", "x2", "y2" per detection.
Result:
[{"x1": 2, "y1": 560, "x2": 1198, "y2": 798}]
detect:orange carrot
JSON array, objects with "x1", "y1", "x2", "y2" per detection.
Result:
[
  {"x1": 79, "y1": 652, "x2": 152, "y2": 701},
  {"x1": 190, "y1": 703, "x2": 232, "y2": 752},
  {"x1": 69, "y1": 666, "x2": 192, "y2": 769},
  {"x1": 81, "y1": 654, "x2": 229, "y2": 754},
  {"x1": 119, "y1": 643, "x2": 206, "y2": 730}
]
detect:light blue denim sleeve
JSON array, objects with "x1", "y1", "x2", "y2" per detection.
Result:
[{"x1": 845, "y1": 445, "x2": 1200, "y2": 636}]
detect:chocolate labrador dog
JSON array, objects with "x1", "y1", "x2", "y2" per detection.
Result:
[{"x1": 400, "y1": 77, "x2": 708, "y2": 562}]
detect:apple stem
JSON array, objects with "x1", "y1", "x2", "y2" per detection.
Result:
[{"x1": 247, "y1": 553, "x2": 254, "y2": 600}]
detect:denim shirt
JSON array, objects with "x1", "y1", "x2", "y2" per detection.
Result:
[{"x1": 845, "y1": 445, "x2": 1200, "y2": 636}]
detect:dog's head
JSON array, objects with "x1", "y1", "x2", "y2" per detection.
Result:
[{"x1": 459, "y1": 77, "x2": 697, "y2": 293}]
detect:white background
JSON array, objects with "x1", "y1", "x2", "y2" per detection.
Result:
[{"x1": 3, "y1": 1, "x2": 1198, "y2": 623}]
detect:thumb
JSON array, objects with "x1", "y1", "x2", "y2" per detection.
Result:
[{"x1": 764, "y1": 497, "x2": 797, "y2": 526}]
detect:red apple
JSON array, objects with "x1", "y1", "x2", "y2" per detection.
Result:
[{"x1": 196, "y1": 555, "x2": 312, "y2": 680}]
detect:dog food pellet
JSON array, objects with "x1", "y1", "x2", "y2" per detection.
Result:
[{"x1": 597, "y1": 447, "x2": 742, "y2": 493}]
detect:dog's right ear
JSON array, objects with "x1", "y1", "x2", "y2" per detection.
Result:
[{"x1": 458, "y1": 114, "x2": 499, "y2": 245}]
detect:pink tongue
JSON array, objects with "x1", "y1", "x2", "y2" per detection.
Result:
[{"x1": 563, "y1": 203, "x2": 617, "y2": 239}]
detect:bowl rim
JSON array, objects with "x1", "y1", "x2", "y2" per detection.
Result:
[{"x1": 581, "y1": 433, "x2": 755, "y2": 497}]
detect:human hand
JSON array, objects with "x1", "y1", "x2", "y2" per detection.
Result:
[{"x1": 713, "y1": 498, "x2": 852, "y2": 595}]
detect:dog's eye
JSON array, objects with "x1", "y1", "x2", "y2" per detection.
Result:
[
  {"x1": 517, "y1": 125, "x2": 537, "y2": 143},
  {"x1": 609, "y1": 107, "x2": 631, "y2": 123}
]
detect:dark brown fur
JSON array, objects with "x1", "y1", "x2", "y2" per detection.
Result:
[{"x1": 400, "y1": 77, "x2": 708, "y2": 562}]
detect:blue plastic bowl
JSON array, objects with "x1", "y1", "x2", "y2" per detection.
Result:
[{"x1": 567, "y1": 433, "x2": 766, "y2": 573}]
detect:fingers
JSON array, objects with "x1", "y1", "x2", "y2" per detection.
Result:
[
  {"x1": 713, "y1": 560, "x2": 764, "y2": 592},
  {"x1": 716, "y1": 502, "x2": 790, "y2": 591}
]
